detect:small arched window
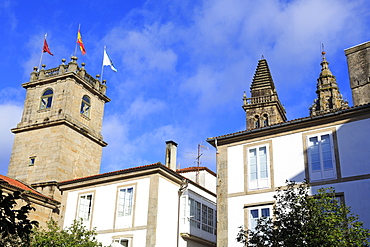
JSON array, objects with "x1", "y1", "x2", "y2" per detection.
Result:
[
  {"x1": 254, "y1": 115, "x2": 260, "y2": 128},
  {"x1": 263, "y1": 114, "x2": 269, "y2": 127},
  {"x1": 40, "y1": 89, "x2": 53, "y2": 109},
  {"x1": 80, "y1": 95, "x2": 91, "y2": 117}
]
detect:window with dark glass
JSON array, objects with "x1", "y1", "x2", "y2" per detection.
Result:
[
  {"x1": 263, "y1": 114, "x2": 269, "y2": 127},
  {"x1": 29, "y1": 156, "x2": 36, "y2": 166},
  {"x1": 80, "y1": 95, "x2": 91, "y2": 117},
  {"x1": 113, "y1": 239, "x2": 129, "y2": 247},
  {"x1": 254, "y1": 115, "x2": 260, "y2": 128},
  {"x1": 40, "y1": 89, "x2": 53, "y2": 109},
  {"x1": 249, "y1": 206, "x2": 271, "y2": 230}
]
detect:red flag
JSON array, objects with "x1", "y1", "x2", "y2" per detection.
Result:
[
  {"x1": 42, "y1": 38, "x2": 53, "y2": 56},
  {"x1": 76, "y1": 30, "x2": 86, "y2": 55}
]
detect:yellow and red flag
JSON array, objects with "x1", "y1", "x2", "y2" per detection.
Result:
[{"x1": 76, "y1": 29, "x2": 86, "y2": 55}]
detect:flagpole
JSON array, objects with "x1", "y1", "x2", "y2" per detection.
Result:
[
  {"x1": 100, "y1": 46, "x2": 106, "y2": 82},
  {"x1": 38, "y1": 33, "x2": 47, "y2": 71},
  {"x1": 74, "y1": 24, "x2": 81, "y2": 56}
]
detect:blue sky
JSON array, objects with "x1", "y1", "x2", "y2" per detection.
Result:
[{"x1": 1, "y1": 0, "x2": 370, "y2": 175}]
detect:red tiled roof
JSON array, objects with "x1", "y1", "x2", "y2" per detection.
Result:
[
  {"x1": 177, "y1": 166, "x2": 216, "y2": 177},
  {"x1": 59, "y1": 162, "x2": 217, "y2": 196},
  {"x1": 0, "y1": 174, "x2": 45, "y2": 198},
  {"x1": 59, "y1": 162, "x2": 165, "y2": 184}
]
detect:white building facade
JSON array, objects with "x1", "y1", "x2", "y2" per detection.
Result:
[
  {"x1": 59, "y1": 163, "x2": 216, "y2": 247},
  {"x1": 207, "y1": 42, "x2": 370, "y2": 246},
  {"x1": 208, "y1": 105, "x2": 370, "y2": 246}
]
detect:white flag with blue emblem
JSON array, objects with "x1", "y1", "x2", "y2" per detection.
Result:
[{"x1": 103, "y1": 47, "x2": 117, "y2": 72}]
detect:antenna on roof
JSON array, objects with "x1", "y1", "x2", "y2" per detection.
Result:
[
  {"x1": 195, "y1": 142, "x2": 208, "y2": 184},
  {"x1": 261, "y1": 55, "x2": 265, "y2": 60},
  {"x1": 185, "y1": 142, "x2": 211, "y2": 184}
]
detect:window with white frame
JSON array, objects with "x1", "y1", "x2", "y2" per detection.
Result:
[
  {"x1": 112, "y1": 238, "x2": 129, "y2": 247},
  {"x1": 248, "y1": 206, "x2": 271, "y2": 231},
  {"x1": 189, "y1": 197, "x2": 216, "y2": 235},
  {"x1": 77, "y1": 194, "x2": 93, "y2": 222},
  {"x1": 115, "y1": 187, "x2": 134, "y2": 228},
  {"x1": 248, "y1": 144, "x2": 270, "y2": 190},
  {"x1": 201, "y1": 204, "x2": 214, "y2": 234},
  {"x1": 189, "y1": 198, "x2": 201, "y2": 229},
  {"x1": 307, "y1": 132, "x2": 336, "y2": 181}
]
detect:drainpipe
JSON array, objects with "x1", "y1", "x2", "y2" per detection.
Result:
[{"x1": 177, "y1": 179, "x2": 188, "y2": 247}]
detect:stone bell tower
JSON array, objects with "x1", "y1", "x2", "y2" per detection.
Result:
[
  {"x1": 310, "y1": 51, "x2": 348, "y2": 116},
  {"x1": 7, "y1": 57, "x2": 110, "y2": 199},
  {"x1": 242, "y1": 58, "x2": 287, "y2": 130}
]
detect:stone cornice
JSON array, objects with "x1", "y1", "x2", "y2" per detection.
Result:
[
  {"x1": 11, "y1": 117, "x2": 107, "y2": 147},
  {"x1": 344, "y1": 40, "x2": 370, "y2": 55}
]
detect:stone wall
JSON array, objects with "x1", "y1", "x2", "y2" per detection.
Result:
[
  {"x1": 345, "y1": 41, "x2": 370, "y2": 106},
  {"x1": 8, "y1": 124, "x2": 102, "y2": 185},
  {"x1": 8, "y1": 71, "x2": 108, "y2": 187},
  {"x1": 18, "y1": 77, "x2": 106, "y2": 136}
]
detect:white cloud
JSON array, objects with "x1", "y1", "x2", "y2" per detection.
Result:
[
  {"x1": 0, "y1": 87, "x2": 24, "y2": 104},
  {"x1": 104, "y1": 22, "x2": 178, "y2": 74},
  {"x1": 0, "y1": 104, "x2": 22, "y2": 175},
  {"x1": 101, "y1": 115, "x2": 181, "y2": 172},
  {"x1": 97, "y1": 0, "x2": 370, "y2": 173},
  {"x1": 125, "y1": 96, "x2": 166, "y2": 121}
]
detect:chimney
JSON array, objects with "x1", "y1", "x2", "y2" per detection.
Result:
[{"x1": 165, "y1": 140, "x2": 178, "y2": 171}]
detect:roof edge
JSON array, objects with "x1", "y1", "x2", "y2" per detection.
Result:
[{"x1": 207, "y1": 104, "x2": 370, "y2": 147}]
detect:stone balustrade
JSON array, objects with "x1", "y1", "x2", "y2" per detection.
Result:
[
  {"x1": 30, "y1": 56, "x2": 107, "y2": 95},
  {"x1": 243, "y1": 95, "x2": 274, "y2": 105}
]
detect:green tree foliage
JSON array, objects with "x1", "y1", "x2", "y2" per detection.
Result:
[
  {"x1": 0, "y1": 188, "x2": 38, "y2": 247},
  {"x1": 30, "y1": 218, "x2": 103, "y2": 247},
  {"x1": 237, "y1": 181, "x2": 370, "y2": 247}
]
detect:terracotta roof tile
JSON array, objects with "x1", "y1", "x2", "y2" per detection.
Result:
[
  {"x1": 59, "y1": 162, "x2": 164, "y2": 184},
  {"x1": 0, "y1": 175, "x2": 47, "y2": 199},
  {"x1": 59, "y1": 163, "x2": 217, "y2": 196},
  {"x1": 177, "y1": 166, "x2": 216, "y2": 177}
]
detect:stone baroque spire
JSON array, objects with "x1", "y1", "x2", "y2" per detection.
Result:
[
  {"x1": 310, "y1": 51, "x2": 349, "y2": 116},
  {"x1": 242, "y1": 58, "x2": 287, "y2": 130}
]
